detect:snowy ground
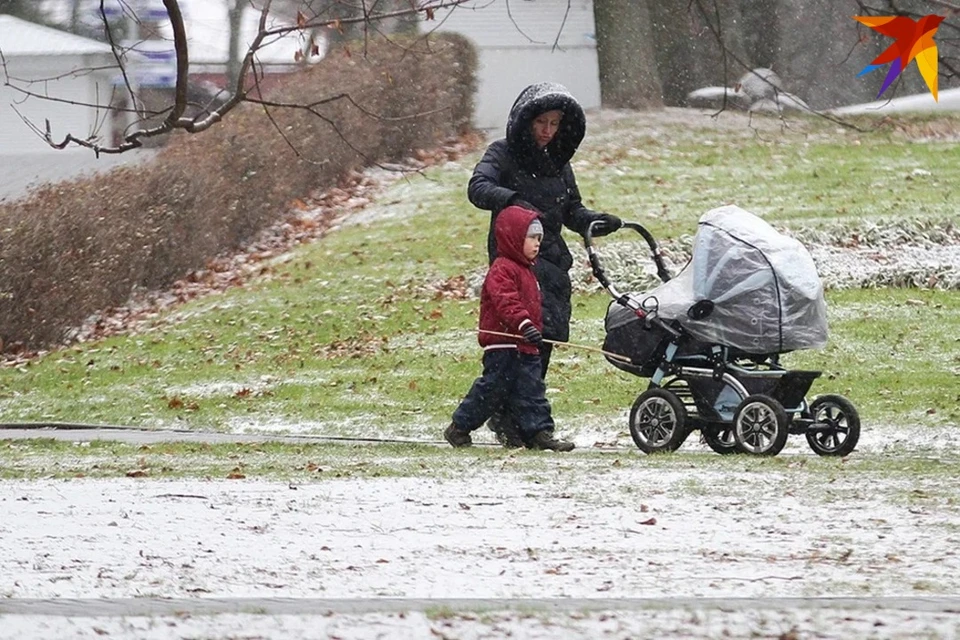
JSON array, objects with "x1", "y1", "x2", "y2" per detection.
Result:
[
  {"x1": 3, "y1": 422, "x2": 960, "y2": 639},
  {"x1": 2, "y1": 107, "x2": 959, "y2": 638}
]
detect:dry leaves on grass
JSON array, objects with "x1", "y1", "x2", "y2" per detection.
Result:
[{"x1": 48, "y1": 134, "x2": 483, "y2": 354}]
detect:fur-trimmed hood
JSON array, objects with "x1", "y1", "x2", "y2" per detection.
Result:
[{"x1": 505, "y1": 82, "x2": 585, "y2": 175}]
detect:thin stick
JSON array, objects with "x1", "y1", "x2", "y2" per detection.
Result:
[{"x1": 477, "y1": 329, "x2": 634, "y2": 364}]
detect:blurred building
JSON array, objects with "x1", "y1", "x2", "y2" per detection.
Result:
[
  {"x1": 433, "y1": 0, "x2": 601, "y2": 131},
  {"x1": 0, "y1": 15, "x2": 117, "y2": 154}
]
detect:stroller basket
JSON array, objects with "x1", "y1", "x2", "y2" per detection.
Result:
[
  {"x1": 687, "y1": 369, "x2": 821, "y2": 413},
  {"x1": 602, "y1": 300, "x2": 673, "y2": 378}
]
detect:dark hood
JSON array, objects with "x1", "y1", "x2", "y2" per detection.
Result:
[
  {"x1": 506, "y1": 82, "x2": 586, "y2": 175},
  {"x1": 494, "y1": 205, "x2": 539, "y2": 266}
]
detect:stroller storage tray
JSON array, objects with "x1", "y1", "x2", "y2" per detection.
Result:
[
  {"x1": 687, "y1": 369, "x2": 821, "y2": 413},
  {"x1": 770, "y1": 370, "x2": 821, "y2": 408}
]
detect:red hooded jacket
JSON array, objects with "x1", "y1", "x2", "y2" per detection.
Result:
[{"x1": 478, "y1": 205, "x2": 543, "y2": 355}]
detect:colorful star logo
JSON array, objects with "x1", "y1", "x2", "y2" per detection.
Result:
[{"x1": 853, "y1": 14, "x2": 945, "y2": 101}]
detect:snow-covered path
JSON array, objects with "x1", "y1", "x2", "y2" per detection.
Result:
[{"x1": 2, "y1": 444, "x2": 960, "y2": 639}]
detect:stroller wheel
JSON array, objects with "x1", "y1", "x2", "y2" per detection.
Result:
[
  {"x1": 701, "y1": 425, "x2": 738, "y2": 455},
  {"x1": 806, "y1": 394, "x2": 860, "y2": 457},
  {"x1": 628, "y1": 388, "x2": 689, "y2": 454},
  {"x1": 732, "y1": 394, "x2": 788, "y2": 456}
]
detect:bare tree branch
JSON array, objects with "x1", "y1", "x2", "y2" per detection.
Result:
[
  {"x1": 14, "y1": 0, "x2": 474, "y2": 155},
  {"x1": 550, "y1": 0, "x2": 572, "y2": 53},
  {"x1": 99, "y1": 0, "x2": 141, "y2": 116},
  {"x1": 505, "y1": 0, "x2": 543, "y2": 45}
]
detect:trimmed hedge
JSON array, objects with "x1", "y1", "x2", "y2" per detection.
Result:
[{"x1": 0, "y1": 33, "x2": 477, "y2": 352}]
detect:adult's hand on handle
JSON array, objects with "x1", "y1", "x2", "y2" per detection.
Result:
[{"x1": 591, "y1": 213, "x2": 623, "y2": 237}]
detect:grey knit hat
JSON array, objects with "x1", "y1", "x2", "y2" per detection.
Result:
[{"x1": 527, "y1": 218, "x2": 544, "y2": 238}]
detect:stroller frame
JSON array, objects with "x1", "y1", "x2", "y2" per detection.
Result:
[{"x1": 585, "y1": 220, "x2": 860, "y2": 457}]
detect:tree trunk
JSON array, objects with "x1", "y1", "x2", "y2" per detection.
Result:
[
  {"x1": 593, "y1": 0, "x2": 664, "y2": 109},
  {"x1": 227, "y1": 0, "x2": 245, "y2": 89},
  {"x1": 69, "y1": 0, "x2": 82, "y2": 31},
  {"x1": 648, "y1": 0, "x2": 751, "y2": 106},
  {"x1": 693, "y1": 0, "x2": 751, "y2": 86},
  {"x1": 739, "y1": 0, "x2": 780, "y2": 69},
  {"x1": 0, "y1": 0, "x2": 47, "y2": 22}
]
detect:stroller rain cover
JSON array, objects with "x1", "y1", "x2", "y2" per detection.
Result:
[{"x1": 650, "y1": 205, "x2": 827, "y2": 354}]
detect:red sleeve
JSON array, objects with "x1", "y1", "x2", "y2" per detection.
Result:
[{"x1": 486, "y1": 261, "x2": 531, "y2": 332}]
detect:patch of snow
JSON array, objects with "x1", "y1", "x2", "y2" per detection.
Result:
[
  {"x1": 2, "y1": 454, "x2": 960, "y2": 639},
  {"x1": 2, "y1": 465, "x2": 959, "y2": 601},
  {"x1": 831, "y1": 87, "x2": 960, "y2": 115},
  {"x1": 228, "y1": 413, "x2": 383, "y2": 436},
  {"x1": 5, "y1": 606, "x2": 960, "y2": 639},
  {"x1": 167, "y1": 378, "x2": 275, "y2": 399},
  {"x1": 809, "y1": 244, "x2": 960, "y2": 290}
]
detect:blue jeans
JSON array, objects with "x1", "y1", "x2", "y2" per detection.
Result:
[{"x1": 452, "y1": 349, "x2": 555, "y2": 439}]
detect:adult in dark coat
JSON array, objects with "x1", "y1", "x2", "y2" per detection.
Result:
[{"x1": 468, "y1": 82, "x2": 621, "y2": 377}]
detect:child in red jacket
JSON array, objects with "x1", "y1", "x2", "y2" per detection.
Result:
[{"x1": 444, "y1": 205, "x2": 574, "y2": 452}]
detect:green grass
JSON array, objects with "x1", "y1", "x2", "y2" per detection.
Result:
[
  {"x1": 0, "y1": 109, "x2": 957, "y2": 449},
  {"x1": 576, "y1": 112, "x2": 959, "y2": 233}
]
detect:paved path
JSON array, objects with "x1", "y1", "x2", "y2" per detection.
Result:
[
  {"x1": 0, "y1": 149, "x2": 155, "y2": 203},
  {"x1": 0, "y1": 425, "x2": 447, "y2": 446},
  {"x1": 830, "y1": 87, "x2": 960, "y2": 115}
]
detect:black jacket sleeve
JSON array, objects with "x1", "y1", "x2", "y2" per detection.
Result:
[
  {"x1": 560, "y1": 164, "x2": 599, "y2": 235},
  {"x1": 468, "y1": 140, "x2": 519, "y2": 213}
]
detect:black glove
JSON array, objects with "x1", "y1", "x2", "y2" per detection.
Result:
[
  {"x1": 521, "y1": 324, "x2": 543, "y2": 346},
  {"x1": 590, "y1": 213, "x2": 623, "y2": 237}
]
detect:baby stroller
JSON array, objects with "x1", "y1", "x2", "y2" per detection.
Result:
[{"x1": 585, "y1": 205, "x2": 860, "y2": 457}]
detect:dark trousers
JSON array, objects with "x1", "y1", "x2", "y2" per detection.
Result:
[
  {"x1": 452, "y1": 349, "x2": 555, "y2": 439},
  {"x1": 538, "y1": 342, "x2": 553, "y2": 379}
]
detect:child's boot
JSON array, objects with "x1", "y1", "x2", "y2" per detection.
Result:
[
  {"x1": 444, "y1": 422, "x2": 472, "y2": 448},
  {"x1": 530, "y1": 430, "x2": 574, "y2": 452}
]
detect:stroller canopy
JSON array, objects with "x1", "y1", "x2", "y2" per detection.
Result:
[{"x1": 651, "y1": 205, "x2": 827, "y2": 354}]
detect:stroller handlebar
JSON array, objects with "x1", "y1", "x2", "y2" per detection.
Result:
[{"x1": 584, "y1": 220, "x2": 673, "y2": 305}]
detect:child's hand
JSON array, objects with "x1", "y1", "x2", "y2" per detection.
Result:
[{"x1": 522, "y1": 325, "x2": 543, "y2": 346}]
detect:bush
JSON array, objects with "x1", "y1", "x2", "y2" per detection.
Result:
[{"x1": 0, "y1": 33, "x2": 477, "y2": 352}]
